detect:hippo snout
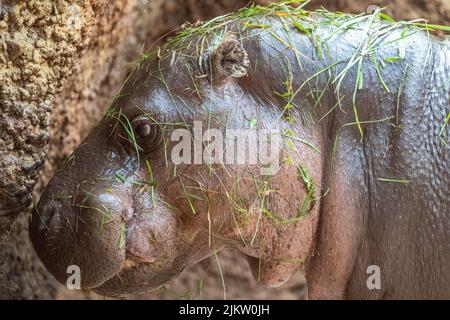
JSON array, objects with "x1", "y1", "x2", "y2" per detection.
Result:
[{"x1": 30, "y1": 185, "x2": 132, "y2": 288}]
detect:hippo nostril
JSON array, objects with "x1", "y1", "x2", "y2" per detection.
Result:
[{"x1": 33, "y1": 200, "x2": 62, "y2": 232}]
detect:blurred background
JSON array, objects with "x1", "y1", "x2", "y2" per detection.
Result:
[{"x1": 1, "y1": 0, "x2": 448, "y2": 299}]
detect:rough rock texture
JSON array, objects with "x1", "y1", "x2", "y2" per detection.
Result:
[
  {"x1": 0, "y1": 0, "x2": 113, "y2": 299},
  {"x1": 0, "y1": 0, "x2": 448, "y2": 299}
]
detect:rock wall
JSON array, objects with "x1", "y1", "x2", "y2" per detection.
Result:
[{"x1": 0, "y1": 0, "x2": 109, "y2": 231}]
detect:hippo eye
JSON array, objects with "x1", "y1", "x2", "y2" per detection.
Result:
[
  {"x1": 135, "y1": 123, "x2": 151, "y2": 138},
  {"x1": 131, "y1": 115, "x2": 162, "y2": 153}
]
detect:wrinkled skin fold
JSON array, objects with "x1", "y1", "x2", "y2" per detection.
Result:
[{"x1": 31, "y1": 6, "x2": 449, "y2": 298}]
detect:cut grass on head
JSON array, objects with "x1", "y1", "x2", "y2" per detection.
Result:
[
  {"x1": 296, "y1": 164, "x2": 316, "y2": 219},
  {"x1": 439, "y1": 112, "x2": 450, "y2": 148}
]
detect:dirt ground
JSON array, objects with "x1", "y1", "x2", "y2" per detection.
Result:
[{"x1": 1, "y1": 0, "x2": 448, "y2": 300}]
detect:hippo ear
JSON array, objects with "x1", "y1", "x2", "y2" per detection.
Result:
[{"x1": 209, "y1": 34, "x2": 250, "y2": 84}]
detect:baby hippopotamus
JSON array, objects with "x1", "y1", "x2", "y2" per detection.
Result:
[{"x1": 30, "y1": 4, "x2": 449, "y2": 299}]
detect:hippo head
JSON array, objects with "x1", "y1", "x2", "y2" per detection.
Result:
[{"x1": 30, "y1": 21, "x2": 324, "y2": 296}]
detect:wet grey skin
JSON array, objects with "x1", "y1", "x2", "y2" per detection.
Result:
[{"x1": 30, "y1": 9, "x2": 449, "y2": 298}]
